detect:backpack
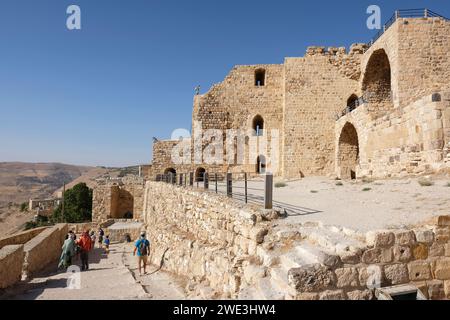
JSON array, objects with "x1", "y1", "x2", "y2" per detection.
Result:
[{"x1": 139, "y1": 240, "x2": 148, "y2": 256}]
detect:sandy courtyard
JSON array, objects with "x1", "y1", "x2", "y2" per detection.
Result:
[{"x1": 206, "y1": 176, "x2": 450, "y2": 232}]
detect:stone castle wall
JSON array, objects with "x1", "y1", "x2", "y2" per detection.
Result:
[
  {"x1": 336, "y1": 91, "x2": 450, "y2": 178},
  {"x1": 0, "y1": 245, "x2": 24, "y2": 289},
  {"x1": 0, "y1": 227, "x2": 48, "y2": 250},
  {"x1": 142, "y1": 180, "x2": 274, "y2": 296},
  {"x1": 149, "y1": 17, "x2": 450, "y2": 180}
]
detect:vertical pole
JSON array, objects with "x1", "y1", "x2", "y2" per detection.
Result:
[
  {"x1": 184, "y1": 173, "x2": 187, "y2": 187},
  {"x1": 61, "y1": 182, "x2": 65, "y2": 223},
  {"x1": 244, "y1": 173, "x2": 248, "y2": 204},
  {"x1": 204, "y1": 172, "x2": 209, "y2": 190},
  {"x1": 424, "y1": 9, "x2": 428, "y2": 18},
  {"x1": 189, "y1": 172, "x2": 194, "y2": 187},
  {"x1": 215, "y1": 173, "x2": 218, "y2": 193},
  {"x1": 226, "y1": 173, "x2": 232, "y2": 197},
  {"x1": 179, "y1": 173, "x2": 183, "y2": 186},
  {"x1": 264, "y1": 173, "x2": 273, "y2": 209}
]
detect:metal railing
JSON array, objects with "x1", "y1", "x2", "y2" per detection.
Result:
[
  {"x1": 367, "y1": 9, "x2": 449, "y2": 49},
  {"x1": 336, "y1": 95, "x2": 367, "y2": 119}
]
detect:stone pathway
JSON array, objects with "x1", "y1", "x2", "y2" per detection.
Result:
[{"x1": 2, "y1": 243, "x2": 186, "y2": 300}]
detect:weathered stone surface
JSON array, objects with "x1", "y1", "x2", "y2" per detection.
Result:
[
  {"x1": 374, "y1": 232, "x2": 395, "y2": 248},
  {"x1": 395, "y1": 230, "x2": 416, "y2": 246},
  {"x1": 288, "y1": 264, "x2": 336, "y2": 293},
  {"x1": 358, "y1": 265, "x2": 384, "y2": 289},
  {"x1": 414, "y1": 229, "x2": 434, "y2": 244},
  {"x1": 427, "y1": 280, "x2": 445, "y2": 300},
  {"x1": 434, "y1": 258, "x2": 450, "y2": 280},
  {"x1": 444, "y1": 280, "x2": 450, "y2": 299},
  {"x1": 243, "y1": 264, "x2": 266, "y2": 285},
  {"x1": 392, "y1": 245, "x2": 412, "y2": 262},
  {"x1": 295, "y1": 292, "x2": 319, "y2": 300},
  {"x1": 319, "y1": 290, "x2": 346, "y2": 300},
  {"x1": 335, "y1": 267, "x2": 359, "y2": 288},
  {"x1": 412, "y1": 243, "x2": 428, "y2": 260},
  {"x1": 250, "y1": 227, "x2": 268, "y2": 244},
  {"x1": 0, "y1": 245, "x2": 24, "y2": 289},
  {"x1": 437, "y1": 215, "x2": 450, "y2": 227},
  {"x1": 408, "y1": 261, "x2": 431, "y2": 281},
  {"x1": 384, "y1": 264, "x2": 409, "y2": 285},
  {"x1": 361, "y1": 248, "x2": 392, "y2": 264},
  {"x1": 340, "y1": 251, "x2": 361, "y2": 264},
  {"x1": 435, "y1": 227, "x2": 450, "y2": 243},
  {"x1": 346, "y1": 289, "x2": 373, "y2": 300},
  {"x1": 445, "y1": 243, "x2": 450, "y2": 257},
  {"x1": 429, "y1": 243, "x2": 445, "y2": 257}
]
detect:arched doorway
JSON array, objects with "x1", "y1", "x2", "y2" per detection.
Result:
[
  {"x1": 164, "y1": 168, "x2": 176, "y2": 175},
  {"x1": 362, "y1": 49, "x2": 392, "y2": 117},
  {"x1": 256, "y1": 155, "x2": 266, "y2": 174},
  {"x1": 195, "y1": 167, "x2": 206, "y2": 182},
  {"x1": 252, "y1": 115, "x2": 264, "y2": 136},
  {"x1": 338, "y1": 123, "x2": 359, "y2": 180},
  {"x1": 163, "y1": 168, "x2": 176, "y2": 182}
]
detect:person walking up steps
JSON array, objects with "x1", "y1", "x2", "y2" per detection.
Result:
[
  {"x1": 58, "y1": 233, "x2": 75, "y2": 270},
  {"x1": 104, "y1": 235, "x2": 110, "y2": 254},
  {"x1": 77, "y1": 231, "x2": 92, "y2": 271},
  {"x1": 98, "y1": 228, "x2": 104, "y2": 248},
  {"x1": 133, "y1": 232, "x2": 150, "y2": 276}
]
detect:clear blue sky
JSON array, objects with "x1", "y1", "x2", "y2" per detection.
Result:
[{"x1": 0, "y1": 0, "x2": 449, "y2": 167}]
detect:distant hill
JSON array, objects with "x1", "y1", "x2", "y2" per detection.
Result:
[
  {"x1": 0, "y1": 162, "x2": 142, "y2": 235},
  {"x1": 0, "y1": 162, "x2": 94, "y2": 204}
]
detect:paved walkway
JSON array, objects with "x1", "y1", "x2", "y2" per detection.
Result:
[{"x1": 3, "y1": 243, "x2": 186, "y2": 300}]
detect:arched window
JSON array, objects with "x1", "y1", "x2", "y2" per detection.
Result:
[
  {"x1": 347, "y1": 94, "x2": 359, "y2": 112},
  {"x1": 195, "y1": 167, "x2": 206, "y2": 182},
  {"x1": 255, "y1": 69, "x2": 265, "y2": 86},
  {"x1": 252, "y1": 115, "x2": 264, "y2": 136}
]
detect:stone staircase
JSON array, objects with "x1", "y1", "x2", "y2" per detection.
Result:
[{"x1": 238, "y1": 222, "x2": 367, "y2": 300}]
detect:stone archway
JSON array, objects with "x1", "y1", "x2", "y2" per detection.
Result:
[
  {"x1": 195, "y1": 167, "x2": 206, "y2": 182},
  {"x1": 338, "y1": 123, "x2": 359, "y2": 180},
  {"x1": 362, "y1": 49, "x2": 393, "y2": 117}
]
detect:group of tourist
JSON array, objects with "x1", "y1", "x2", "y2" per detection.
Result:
[
  {"x1": 58, "y1": 229, "x2": 151, "y2": 277},
  {"x1": 58, "y1": 228, "x2": 110, "y2": 271}
]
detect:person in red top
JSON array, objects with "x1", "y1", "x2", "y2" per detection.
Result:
[{"x1": 77, "y1": 231, "x2": 92, "y2": 271}]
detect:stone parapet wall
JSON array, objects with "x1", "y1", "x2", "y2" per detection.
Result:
[
  {"x1": 0, "y1": 227, "x2": 48, "y2": 250},
  {"x1": 0, "y1": 245, "x2": 25, "y2": 289},
  {"x1": 143, "y1": 181, "x2": 274, "y2": 296},
  {"x1": 22, "y1": 224, "x2": 68, "y2": 278}
]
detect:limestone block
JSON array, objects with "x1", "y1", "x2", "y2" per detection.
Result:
[
  {"x1": 426, "y1": 280, "x2": 445, "y2": 300},
  {"x1": 429, "y1": 243, "x2": 445, "y2": 257},
  {"x1": 319, "y1": 290, "x2": 346, "y2": 300},
  {"x1": 408, "y1": 261, "x2": 431, "y2": 281},
  {"x1": 346, "y1": 289, "x2": 373, "y2": 300},
  {"x1": 414, "y1": 229, "x2": 434, "y2": 244},
  {"x1": 0, "y1": 245, "x2": 24, "y2": 289},
  {"x1": 249, "y1": 227, "x2": 268, "y2": 244},
  {"x1": 361, "y1": 247, "x2": 393, "y2": 264},
  {"x1": 375, "y1": 231, "x2": 396, "y2": 247},
  {"x1": 437, "y1": 215, "x2": 450, "y2": 227},
  {"x1": 335, "y1": 267, "x2": 360, "y2": 288},
  {"x1": 444, "y1": 280, "x2": 450, "y2": 299},
  {"x1": 295, "y1": 292, "x2": 319, "y2": 300},
  {"x1": 445, "y1": 243, "x2": 450, "y2": 257},
  {"x1": 243, "y1": 264, "x2": 266, "y2": 285},
  {"x1": 434, "y1": 258, "x2": 450, "y2": 280},
  {"x1": 384, "y1": 264, "x2": 409, "y2": 285},
  {"x1": 358, "y1": 265, "x2": 384, "y2": 289},
  {"x1": 395, "y1": 230, "x2": 416, "y2": 246},
  {"x1": 288, "y1": 264, "x2": 336, "y2": 293},
  {"x1": 340, "y1": 250, "x2": 361, "y2": 264},
  {"x1": 412, "y1": 243, "x2": 428, "y2": 260},
  {"x1": 435, "y1": 227, "x2": 450, "y2": 243},
  {"x1": 392, "y1": 245, "x2": 412, "y2": 262}
]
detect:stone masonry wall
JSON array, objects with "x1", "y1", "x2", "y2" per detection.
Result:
[
  {"x1": 0, "y1": 227, "x2": 48, "y2": 250},
  {"x1": 0, "y1": 245, "x2": 24, "y2": 289},
  {"x1": 143, "y1": 181, "x2": 275, "y2": 296},
  {"x1": 22, "y1": 224, "x2": 68, "y2": 278},
  {"x1": 336, "y1": 91, "x2": 450, "y2": 178},
  {"x1": 288, "y1": 216, "x2": 450, "y2": 300}
]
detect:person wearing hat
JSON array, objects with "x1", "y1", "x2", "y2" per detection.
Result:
[{"x1": 133, "y1": 231, "x2": 150, "y2": 276}]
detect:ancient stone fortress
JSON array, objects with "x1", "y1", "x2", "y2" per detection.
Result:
[{"x1": 148, "y1": 11, "x2": 450, "y2": 181}]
